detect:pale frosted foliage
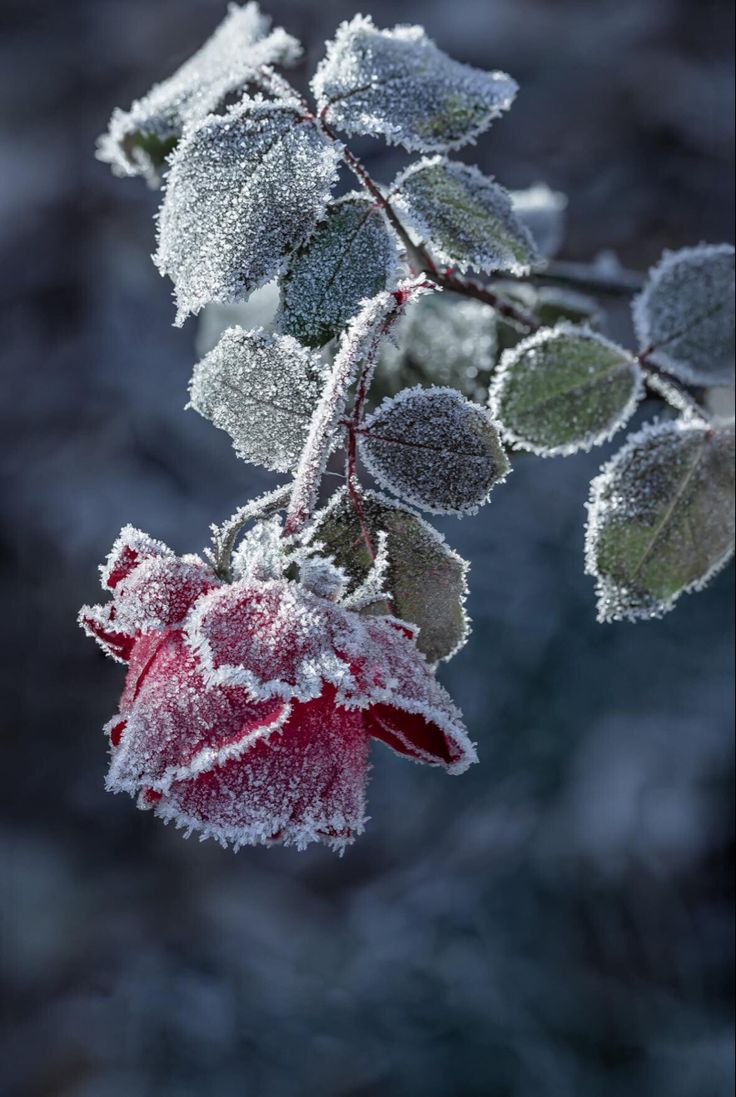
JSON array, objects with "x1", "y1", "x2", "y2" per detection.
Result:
[
  {"x1": 377, "y1": 293, "x2": 497, "y2": 402},
  {"x1": 188, "y1": 327, "x2": 324, "y2": 472},
  {"x1": 279, "y1": 196, "x2": 399, "y2": 348},
  {"x1": 311, "y1": 487, "x2": 470, "y2": 663},
  {"x1": 633, "y1": 244, "x2": 735, "y2": 386},
  {"x1": 393, "y1": 158, "x2": 539, "y2": 276},
  {"x1": 284, "y1": 280, "x2": 433, "y2": 534},
  {"x1": 510, "y1": 183, "x2": 567, "y2": 259},
  {"x1": 312, "y1": 15, "x2": 517, "y2": 152},
  {"x1": 585, "y1": 419, "x2": 735, "y2": 621},
  {"x1": 96, "y1": 4, "x2": 301, "y2": 184},
  {"x1": 490, "y1": 325, "x2": 643, "y2": 457},
  {"x1": 155, "y1": 99, "x2": 341, "y2": 324},
  {"x1": 359, "y1": 386, "x2": 510, "y2": 515}
]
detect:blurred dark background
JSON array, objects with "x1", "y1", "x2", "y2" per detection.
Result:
[{"x1": 1, "y1": 1, "x2": 734, "y2": 1095}]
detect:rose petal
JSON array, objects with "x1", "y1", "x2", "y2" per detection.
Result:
[
  {"x1": 78, "y1": 602, "x2": 135, "y2": 663},
  {"x1": 114, "y1": 555, "x2": 219, "y2": 636},
  {"x1": 100, "y1": 525, "x2": 173, "y2": 589}
]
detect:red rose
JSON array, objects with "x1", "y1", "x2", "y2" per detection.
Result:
[{"x1": 79, "y1": 525, "x2": 476, "y2": 851}]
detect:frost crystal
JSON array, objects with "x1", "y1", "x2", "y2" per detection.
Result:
[
  {"x1": 278, "y1": 195, "x2": 399, "y2": 347},
  {"x1": 490, "y1": 324, "x2": 643, "y2": 456},
  {"x1": 188, "y1": 327, "x2": 325, "y2": 472},
  {"x1": 510, "y1": 183, "x2": 567, "y2": 259},
  {"x1": 393, "y1": 158, "x2": 539, "y2": 276},
  {"x1": 632, "y1": 244, "x2": 735, "y2": 386},
  {"x1": 359, "y1": 385, "x2": 510, "y2": 515},
  {"x1": 155, "y1": 99, "x2": 341, "y2": 325},
  {"x1": 585, "y1": 419, "x2": 735, "y2": 621},
  {"x1": 312, "y1": 15, "x2": 517, "y2": 152},
  {"x1": 310, "y1": 487, "x2": 470, "y2": 663},
  {"x1": 96, "y1": 3, "x2": 301, "y2": 184}
]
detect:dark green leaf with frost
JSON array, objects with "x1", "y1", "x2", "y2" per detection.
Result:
[
  {"x1": 490, "y1": 325, "x2": 642, "y2": 456},
  {"x1": 393, "y1": 158, "x2": 539, "y2": 276},
  {"x1": 633, "y1": 244, "x2": 735, "y2": 386},
  {"x1": 359, "y1": 386, "x2": 509, "y2": 515},
  {"x1": 279, "y1": 196, "x2": 399, "y2": 347},
  {"x1": 311, "y1": 487, "x2": 469, "y2": 661},
  {"x1": 155, "y1": 99, "x2": 341, "y2": 325},
  {"x1": 312, "y1": 15, "x2": 517, "y2": 153},
  {"x1": 585, "y1": 419, "x2": 735, "y2": 621},
  {"x1": 188, "y1": 327, "x2": 324, "y2": 472}
]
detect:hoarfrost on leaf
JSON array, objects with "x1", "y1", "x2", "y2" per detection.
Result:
[
  {"x1": 312, "y1": 15, "x2": 517, "y2": 152},
  {"x1": 632, "y1": 244, "x2": 735, "y2": 386},
  {"x1": 188, "y1": 327, "x2": 324, "y2": 472},
  {"x1": 510, "y1": 183, "x2": 567, "y2": 259},
  {"x1": 154, "y1": 98, "x2": 341, "y2": 325},
  {"x1": 310, "y1": 487, "x2": 470, "y2": 663},
  {"x1": 490, "y1": 324, "x2": 643, "y2": 456},
  {"x1": 393, "y1": 158, "x2": 540, "y2": 276},
  {"x1": 279, "y1": 195, "x2": 399, "y2": 347},
  {"x1": 96, "y1": 3, "x2": 302, "y2": 184},
  {"x1": 359, "y1": 385, "x2": 510, "y2": 515},
  {"x1": 585, "y1": 419, "x2": 735, "y2": 621}
]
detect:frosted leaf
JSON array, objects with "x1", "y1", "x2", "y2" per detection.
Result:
[
  {"x1": 393, "y1": 158, "x2": 539, "y2": 276},
  {"x1": 188, "y1": 327, "x2": 324, "y2": 472},
  {"x1": 310, "y1": 486, "x2": 469, "y2": 662},
  {"x1": 195, "y1": 281, "x2": 280, "y2": 358},
  {"x1": 510, "y1": 183, "x2": 567, "y2": 259},
  {"x1": 359, "y1": 385, "x2": 509, "y2": 515},
  {"x1": 312, "y1": 15, "x2": 517, "y2": 152},
  {"x1": 490, "y1": 325, "x2": 643, "y2": 457},
  {"x1": 96, "y1": 3, "x2": 301, "y2": 184},
  {"x1": 377, "y1": 292, "x2": 497, "y2": 402},
  {"x1": 585, "y1": 419, "x2": 735, "y2": 621},
  {"x1": 284, "y1": 279, "x2": 434, "y2": 534},
  {"x1": 632, "y1": 244, "x2": 735, "y2": 386},
  {"x1": 278, "y1": 195, "x2": 399, "y2": 347},
  {"x1": 155, "y1": 99, "x2": 341, "y2": 325}
]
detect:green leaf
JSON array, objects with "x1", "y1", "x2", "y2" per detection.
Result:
[
  {"x1": 311, "y1": 487, "x2": 469, "y2": 662},
  {"x1": 359, "y1": 386, "x2": 510, "y2": 515},
  {"x1": 393, "y1": 158, "x2": 539, "y2": 276},
  {"x1": 633, "y1": 244, "x2": 735, "y2": 386},
  {"x1": 279, "y1": 196, "x2": 399, "y2": 347},
  {"x1": 585, "y1": 419, "x2": 735, "y2": 621},
  {"x1": 490, "y1": 324, "x2": 643, "y2": 456}
]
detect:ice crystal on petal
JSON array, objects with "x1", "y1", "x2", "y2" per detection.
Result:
[
  {"x1": 99, "y1": 524, "x2": 173, "y2": 589},
  {"x1": 632, "y1": 244, "x2": 735, "y2": 386},
  {"x1": 359, "y1": 385, "x2": 509, "y2": 515},
  {"x1": 312, "y1": 15, "x2": 517, "y2": 152},
  {"x1": 585, "y1": 419, "x2": 735, "y2": 621},
  {"x1": 490, "y1": 324, "x2": 643, "y2": 456},
  {"x1": 310, "y1": 486, "x2": 470, "y2": 663},
  {"x1": 113, "y1": 556, "x2": 219, "y2": 636},
  {"x1": 96, "y1": 3, "x2": 301, "y2": 184},
  {"x1": 155, "y1": 99, "x2": 341, "y2": 324},
  {"x1": 188, "y1": 327, "x2": 325, "y2": 472},
  {"x1": 393, "y1": 158, "x2": 539, "y2": 275},
  {"x1": 510, "y1": 183, "x2": 567, "y2": 259},
  {"x1": 279, "y1": 195, "x2": 400, "y2": 347}
]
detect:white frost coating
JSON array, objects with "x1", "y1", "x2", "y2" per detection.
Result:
[
  {"x1": 340, "y1": 530, "x2": 391, "y2": 611},
  {"x1": 359, "y1": 385, "x2": 510, "y2": 515},
  {"x1": 632, "y1": 244, "x2": 735, "y2": 386},
  {"x1": 284, "y1": 279, "x2": 434, "y2": 534},
  {"x1": 98, "y1": 524, "x2": 173, "y2": 589},
  {"x1": 312, "y1": 15, "x2": 517, "y2": 153},
  {"x1": 584, "y1": 418, "x2": 735, "y2": 622},
  {"x1": 111, "y1": 556, "x2": 217, "y2": 636},
  {"x1": 188, "y1": 327, "x2": 324, "y2": 472},
  {"x1": 392, "y1": 158, "x2": 540, "y2": 276},
  {"x1": 489, "y1": 324, "x2": 644, "y2": 457},
  {"x1": 96, "y1": 4, "x2": 302, "y2": 184},
  {"x1": 154, "y1": 98, "x2": 342, "y2": 325},
  {"x1": 278, "y1": 194, "x2": 400, "y2": 347},
  {"x1": 510, "y1": 183, "x2": 567, "y2": 259},
  {"x1": 195, "y1": 282, "x2": 280, "y2": 358}
]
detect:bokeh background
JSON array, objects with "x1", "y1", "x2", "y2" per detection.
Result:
[{"x1": 1, "y1": 1, "x2": 734, "y2": 1095}]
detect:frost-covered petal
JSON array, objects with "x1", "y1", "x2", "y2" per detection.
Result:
[
  {"x1": 107, "y1": 629, "x2": 291, "y2": 795},
  {"x1": 97, "y1": 3, "x2": 302, "y2": 183},
  {"x1": 147, "y1": 687, "x2": 369, "y2": 852},
  {"x1": 100, "y1": 524, "x2": 173, "y2": 590},
  {"x1": 155, "y1": 99, "x2": 341, "y2": 324},
  {"x1": 114, "y1": 556, "x2": 220, "y2": 635},
  {"x1": 78, "y1": 602, "x2": 135, "y2": 664},
  {"x1": 312, "y1": 15, "x2": 517, "y2": 152}
]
